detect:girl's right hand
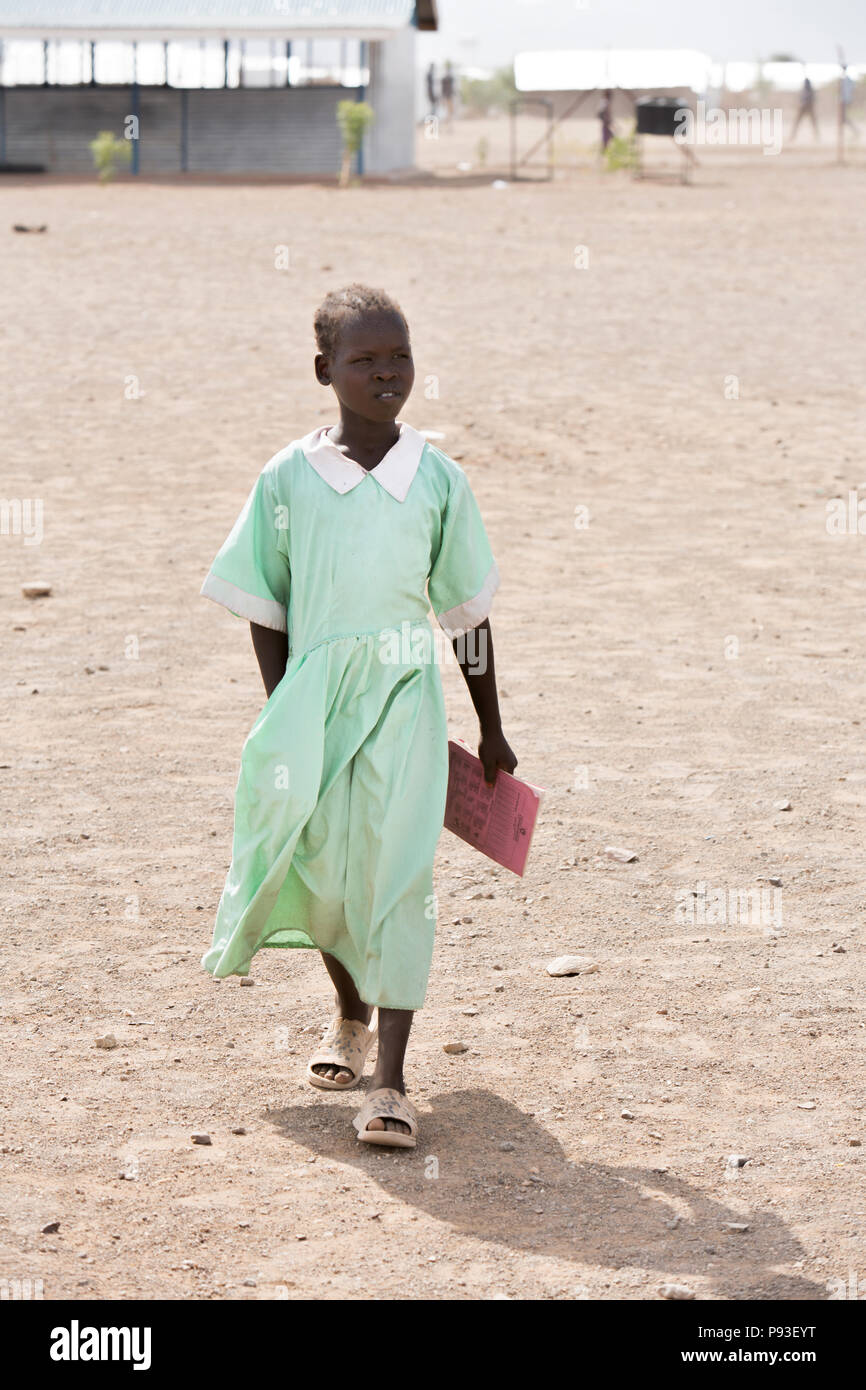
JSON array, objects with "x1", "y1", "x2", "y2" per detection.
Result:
[{"x1": 478, "y1": 727, "x2": 517, "y2": 786}]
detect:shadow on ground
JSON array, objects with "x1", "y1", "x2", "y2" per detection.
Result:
[{"x1": 268, "y1": 1087, "x2": 822, "y2": 1300}]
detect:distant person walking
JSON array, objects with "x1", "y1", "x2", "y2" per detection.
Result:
[
  {"x1": 441, "y1": 60, "x2": 455, "y2": 129},
  {"x1": 426, "y1": 61, "x2": 438, "y2": 120},
  {"x1": 791, "y1": 75, "x2": 820, "y2": 141},
  {"x1": 597, "y1": 88, "x2": 615, "y2": 151}
]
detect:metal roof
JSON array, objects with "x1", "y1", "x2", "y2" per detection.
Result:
[
  {"x1": 515, "y1": 49, "x2": 713, "y2": 94},
  {"x1": 0, "y1": 1, "x2": 438, "y2": 41}
]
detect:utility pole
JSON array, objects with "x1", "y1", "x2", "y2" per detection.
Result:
[{"x1": 836, "y1": 44, "x2": 845, "y2": 165}]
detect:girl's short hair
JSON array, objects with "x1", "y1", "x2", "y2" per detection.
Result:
[{"x1": 314, "y1": 284, "x2": 409, "y2": 358}]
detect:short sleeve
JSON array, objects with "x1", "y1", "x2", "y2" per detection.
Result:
[
  {"x1": 200, "y1": 468, "x2": 290, "y2": 633},
  {"x1": 427, "y1": 468, "x2": 499, "y2": 639}
]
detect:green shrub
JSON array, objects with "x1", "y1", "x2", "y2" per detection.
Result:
[
  {"x1": 89, "y1": 130, "x2": 132, "y2": 183},
  {"x1": 337, "y1": 100, "x2": 374, "y2": 186},
  {"x1": 603, "y1": 125, "x2": 639, "y2": 172},
  {"x1": 460, "y1": 66, "x2": 516, "y2": 117}
]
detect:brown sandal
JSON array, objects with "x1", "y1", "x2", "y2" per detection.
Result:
[
  {"x1": 306, "y1": 1014, "x2": 377, "y2": 1091},
  {"x1": 352, "y1": 1087, "x2": 417, "y2": 1149}
]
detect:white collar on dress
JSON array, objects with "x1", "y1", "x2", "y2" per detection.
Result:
[{"x1": 299, "y1": 421, "x2": 427, "y2": 503}]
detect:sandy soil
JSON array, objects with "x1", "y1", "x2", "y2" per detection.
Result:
[{"x1": 1, "y1": 126, "x2": 865, "y2": 1302}]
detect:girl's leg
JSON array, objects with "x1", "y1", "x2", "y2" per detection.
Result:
[
  {"x1": 313, "y1": 953, "x2": 413, "y2": 1134},
  {"x1": 366, "y1": 1007, "x2": 413, "y2": 1135},
  {"x1": 312, "y1": 952, "x2": 372, "y2": 1083}
]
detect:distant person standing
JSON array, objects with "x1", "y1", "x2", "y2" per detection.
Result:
[
  {"x1": 441, "y1": 60, "x2": 456, "y2": 129},
  {"x1": 791, "y1": 75, "x2": 820, "y2": 141},
  {"x1": 841, "y1": 66, "x2": 859, "y2": 136},
  {"x1": 597, "y1": 88, "x2": 615, "y2": 151},
  {"x1": 426, "y1": 61, "x2": 438, "y2": 120}
]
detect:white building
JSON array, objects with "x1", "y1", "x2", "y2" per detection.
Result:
[{"x1": 0, "y1": 0, "x2": 438, "y2": 176}]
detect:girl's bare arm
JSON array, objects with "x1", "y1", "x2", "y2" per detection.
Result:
[
  {"x1": 250, "y1": 622, "x2": 289, "y2": 698},
  {"x1": 452, "y1": 617, "x2": 517, "y2": 784}
]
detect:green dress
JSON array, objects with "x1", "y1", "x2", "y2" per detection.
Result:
[{"x1": 200, "y1": 422, "x2": 499, "y2": 1010}]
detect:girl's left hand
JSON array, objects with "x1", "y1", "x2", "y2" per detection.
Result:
[{"x1": 478, "y1": 726, "x2": 517, "y2": 786}]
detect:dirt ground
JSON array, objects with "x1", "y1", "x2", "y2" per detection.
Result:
[{"x1": 1, "y1": 124, "x2": 865, "y2": 1302}]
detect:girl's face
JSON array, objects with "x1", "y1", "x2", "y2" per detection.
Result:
[{"x1": 316, "y1": 311, "x2": 414, "y2": 423}]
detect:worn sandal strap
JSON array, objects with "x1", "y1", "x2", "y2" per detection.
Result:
[
  {"x1": 309, "y1": 1015, "x2": 376, "y2": 1075},
  {"x1": 352, "y1": 1087, "x2": 417, "y2": 1137}
]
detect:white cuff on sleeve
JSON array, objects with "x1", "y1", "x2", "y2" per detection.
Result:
[
  {"x1": 200, "y1": 572, "x2": 287, "y2": 634},
  {"x1": 435, "y1": 562, "x2": 500, "y2": 639}
]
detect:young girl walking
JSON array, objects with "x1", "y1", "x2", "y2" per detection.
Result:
[{"x1": 200, "y1": 285, "x2": 516, "y2": 1149}]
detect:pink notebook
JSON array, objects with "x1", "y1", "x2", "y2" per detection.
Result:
[{"x1": 443, "y1": 738, "x2": 544, "y2": 877}]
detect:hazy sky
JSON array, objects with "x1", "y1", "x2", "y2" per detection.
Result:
[{"x1": 420, "y1": 0, "x2": 866, "y2": 69}]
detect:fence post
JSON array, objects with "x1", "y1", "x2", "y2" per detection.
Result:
[
  {"x1": 180, "y1": 86, "x2": 188, "y2": 172},
  {"x1": 131, "y1": 79, "x2": 140, "y2": 174},
  {"x1": 356, "y1": 40, "x2": 367, "y2": 178}
]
